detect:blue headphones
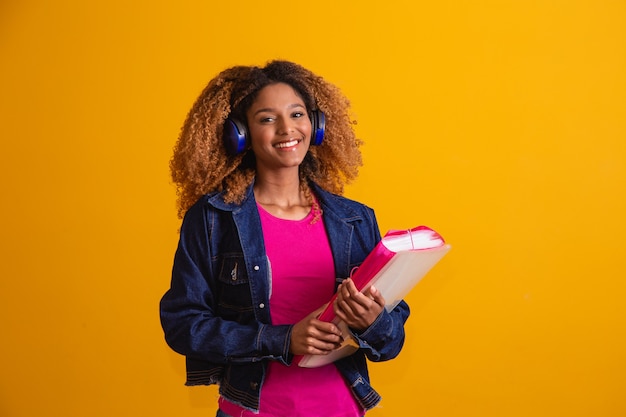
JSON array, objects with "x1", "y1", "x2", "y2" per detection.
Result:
[{"x1": 223, "y1": 110, "x2": 326, "y2": 155}]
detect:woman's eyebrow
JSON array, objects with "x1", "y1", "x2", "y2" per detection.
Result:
[{"x1": 252, "y1": 103, "x2": 306, "y2": 116}]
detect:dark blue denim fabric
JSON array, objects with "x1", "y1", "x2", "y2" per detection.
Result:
[{"x1": 160, "y1": 182, "x2": 410, "y2": 412}]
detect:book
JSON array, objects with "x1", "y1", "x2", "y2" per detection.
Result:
[{"x1": 296, "y1": 226, "x2": 451, "y2": 368}]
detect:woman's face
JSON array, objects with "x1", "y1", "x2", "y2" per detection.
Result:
[{"x1": 246, "y1": 82, "x2": 312, "y2": 174}]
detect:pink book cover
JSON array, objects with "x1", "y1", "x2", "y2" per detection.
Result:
[{"x1": 297, "y1": 226, "x2": 451, "y2": 368}]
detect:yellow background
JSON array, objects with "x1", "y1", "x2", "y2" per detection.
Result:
[{"x1": 1, "y1": 1, "x2": 625, "y2": 416}]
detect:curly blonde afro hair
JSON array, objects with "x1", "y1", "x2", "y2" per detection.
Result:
[{"x1": 170, "y1": 60, "x2": 363, "y2": 218}]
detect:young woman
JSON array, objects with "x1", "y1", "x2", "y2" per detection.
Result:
[{"x1": 160, "y1": 60, "x2": 410, "y2": 417}]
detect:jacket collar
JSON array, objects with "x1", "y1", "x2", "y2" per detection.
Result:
[
  {"x1": 205, "y1": 179, "x2": 364, "y2": 224},
  {"x1": 204, "y1": 180, "x2": 256, "y2": 213},
  {"x1": 311, "y1": 182, "x2": 364, "y2": 223}
]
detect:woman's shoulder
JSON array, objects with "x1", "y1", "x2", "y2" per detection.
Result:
[
  {"x1": 313, "y1": 185, "x2": 375, "y2": 218},
  {"x1": 187, "y1": 189, "x2": 249, "y2": 212},
  {"x1": 179, "y1": 191, "x2": 232, "y2": 225},
  {"x1": 184, "y1": 192, "x2": 221, "y2": 213}
]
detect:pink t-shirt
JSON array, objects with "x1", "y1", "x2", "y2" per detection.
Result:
[{"x1": 219, "y1": 204, "x2": 364, "y2": 417}]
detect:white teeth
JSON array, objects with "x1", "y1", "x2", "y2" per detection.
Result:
[{"x1": 274, "y1": 139, "x2": 299, "y2": 148}]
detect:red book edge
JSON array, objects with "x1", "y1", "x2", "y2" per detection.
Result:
[
  {"x1": 294, "y1": 226, "x2": 445, "y2": 366},
  {"x1": 317, "y1": 226, "x2": 444, "y2": 323}
]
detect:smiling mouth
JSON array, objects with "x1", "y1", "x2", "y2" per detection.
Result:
[{"x1": 274, "y1": 139, "x2": 302, "y2": 149}]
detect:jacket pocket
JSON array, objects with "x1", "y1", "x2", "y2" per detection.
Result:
[{"x1": 216, "y1": 255, "x2": 254, "y2": 323}]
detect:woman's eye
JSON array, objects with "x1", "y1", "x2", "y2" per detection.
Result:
[
  {"x1": 260, "y1": 117, "x2": 274, "y2": 123},
  {"x1": 292, "y1": 111, "x2": 305, "y2": 118}
]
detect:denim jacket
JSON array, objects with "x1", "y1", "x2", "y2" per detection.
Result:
[{"x1": 160, "y1": 182, "x2": 410, "y2": 412}]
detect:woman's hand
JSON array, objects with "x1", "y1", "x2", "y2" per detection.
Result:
[
  {"x1": 289, "y1": 306, "x2": 344, "y2": 356},
  {"x1": 333, "y1": 278, "x2": 385, "y2": 331}
]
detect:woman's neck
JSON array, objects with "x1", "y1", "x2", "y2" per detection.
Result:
[{"x1": 253, "y1": 173, "x2": 311, "y2": 220}]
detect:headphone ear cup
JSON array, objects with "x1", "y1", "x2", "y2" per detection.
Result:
[
  {"x1": 223, "y1": 118, "x2": 248, "y2": 155},
  {"x1": 310, "y1": 110, "x2": 325, "y2": 146}
]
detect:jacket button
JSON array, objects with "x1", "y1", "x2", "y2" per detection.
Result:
[
  {"x1": 250, "y1": 382, "x2": 259, "y2": 390},
  {"x1": 259, "y1": 303, "x2": 265, "y2": 309},
  {"x1": 253, "y1": 265, "x2": 260, "y2": 271}
]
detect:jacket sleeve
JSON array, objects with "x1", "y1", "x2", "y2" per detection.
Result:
[
  {"x1": 351, "y1": 300, "x2": 410, "y2": 362},
  {"x1": 159, "y1": 202, "x2": 292, "y2": 365}
]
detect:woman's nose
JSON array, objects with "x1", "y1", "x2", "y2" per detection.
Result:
[{"x1": 277, "y1": 118, "x2": 295, "y2": 134}]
